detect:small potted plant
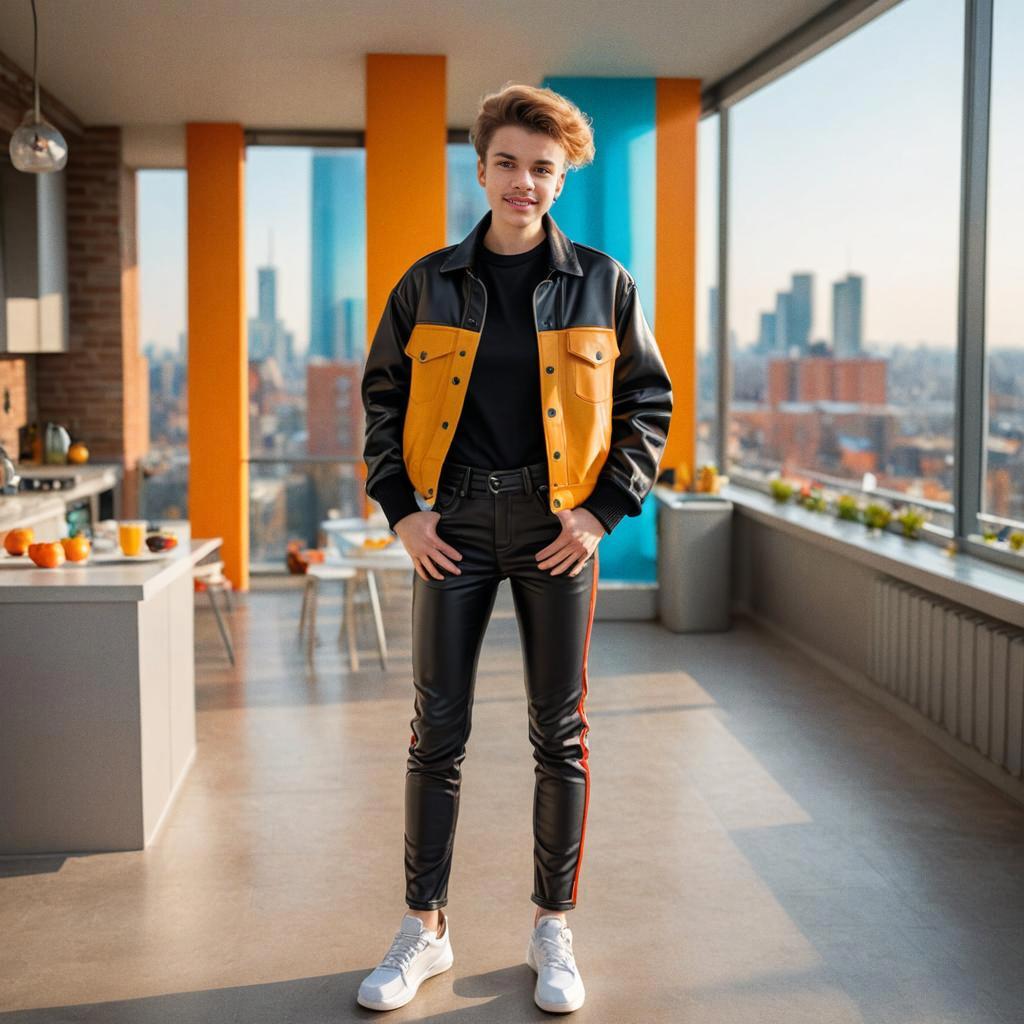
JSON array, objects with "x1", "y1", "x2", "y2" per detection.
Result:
[
  {"x1": 896, "y1": 506, "x2": 928, "y2": 539},
  {"x1": 1009, "y1": 531, "x2": 1024, "y2": 553},
  {"x1": 798, "y1": 482, "x2": 827, "y2": 512},
  {"x1": 981, "y1": 527, "x2": 998, "y2": 544},
  {"x1": 835, "y1": 494, "x2": 861, "y2": 522},
  {"x1": 863, "y1": 501, "x2": 892, "y2": 533},
  {"x1": 770, "y1": 478, "x2": 795, "y2": 503}
]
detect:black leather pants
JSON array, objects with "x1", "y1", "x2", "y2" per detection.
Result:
[{"x1": 405, "y1": 459, "x2": 598, "y2": 912}]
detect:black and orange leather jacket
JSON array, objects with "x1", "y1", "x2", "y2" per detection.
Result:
[{"x1": 361, "y1": 210, "x2": 673, "y2": 527}]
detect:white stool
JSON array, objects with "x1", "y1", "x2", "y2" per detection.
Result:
[
  {"x1": 193, "y1": 559, "x2": 236, "y2": 665},
  {"x1": 298, "y1": 563, "x2": 364, "y2": 667}
]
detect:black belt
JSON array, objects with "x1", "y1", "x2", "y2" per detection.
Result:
[{"x1": 438, "y1": 460, "x2": 549, "y2": 497}]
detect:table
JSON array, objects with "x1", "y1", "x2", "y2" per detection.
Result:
[{"x1": 309, "y1": 522, "x2": 413, "y2": 670}]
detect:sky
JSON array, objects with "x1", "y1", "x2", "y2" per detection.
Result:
[{"x1": 139, "y1": 0, "x2": 1022, "y2": 358}]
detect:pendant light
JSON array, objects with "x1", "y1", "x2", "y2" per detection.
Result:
[{"x1": 9, "y1": 0, "x2": 68, "y2": 173}]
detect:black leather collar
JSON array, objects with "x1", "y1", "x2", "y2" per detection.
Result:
[{"x1": 440, "y1": 209, "x2": 583, "y2": 277}]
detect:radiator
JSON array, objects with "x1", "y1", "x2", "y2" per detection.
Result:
[{"x1": 870, "y1": 576, "x2": 1024, "y2": 778}]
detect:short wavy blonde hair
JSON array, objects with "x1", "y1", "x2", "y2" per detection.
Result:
[{"x1": 470, "y1": 83, "x2": 596, "y2": 171}]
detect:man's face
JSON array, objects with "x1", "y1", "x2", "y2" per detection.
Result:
[{"x1": 477, "y1": 124, "x2": 568, "y2": 230}]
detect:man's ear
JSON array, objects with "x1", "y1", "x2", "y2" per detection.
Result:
[{"x1": 477, "y1": 157, "x2": 486, "y2": 188}]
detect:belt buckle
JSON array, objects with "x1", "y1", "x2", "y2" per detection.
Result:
[{"x1": 487, "y1": 473, "x2": 502, "y2": 494}]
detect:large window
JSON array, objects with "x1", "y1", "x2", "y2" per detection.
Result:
[
  {"x1": 245, "y1": 146, "x2": 367, "y2": 570},
  {"x1": 726, "y1": 0, "x2": 964, "y2": 531},
  {"x1": 447, "y1": 141, "x2": 489, "y2": 243},
  {"x1": 137, "y1": 170, "x2": 188, "y2": 520},
  {"x1": 696, "y1": 114, "x2": 720, "y2": 470},
  {"x1": 984, "y1": 0, "x2": 1024, "y2": 532}
]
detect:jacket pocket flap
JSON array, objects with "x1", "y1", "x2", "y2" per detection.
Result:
[
  {"x1": 405, "y1": 325, "x2": 458, "y2": 362},
  {"x1": 567, "y1": 328, "x2": 618, "y2": 366}
]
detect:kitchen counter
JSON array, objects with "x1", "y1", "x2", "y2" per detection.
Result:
[
  {"x1": 0, "y1": 462, "x2": 122, "y2": 534},
  {"x1": 0, "y1": 493, "x2": 65, "y2": 534},
  {"x1": 0, "y1": 528, "x2": 224, "y2": 855},
  {"x1": 0, "y1": 537, "x2": 220, "y2": 603}
]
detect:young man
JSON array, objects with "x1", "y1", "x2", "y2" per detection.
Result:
[{"x1": 358, "y1": 82, "x2": 673, "y2": 1013}]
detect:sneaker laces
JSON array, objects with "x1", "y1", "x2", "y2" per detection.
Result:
[
  {"x1": 535, "y1": 927, "x2": 576, "y2": 974},
  {"x1": 380, "y1": 929, "x2": 430, "y2": 974}
]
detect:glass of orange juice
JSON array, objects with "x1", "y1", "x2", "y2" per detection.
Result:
[{"x1": 118, "y1": 520, "x2": 148, "y2": 556}]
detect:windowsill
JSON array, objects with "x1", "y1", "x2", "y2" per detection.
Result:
[{"x1": 716, "y1": 481, "x2": 1024, "y2": 629}]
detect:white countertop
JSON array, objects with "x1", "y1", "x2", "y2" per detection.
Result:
[
  {"x1": 0, "y1": 462, "x2": 122, "y2": 533},
  {"x1": 0, "y1": 536, "x2": 223, "y2": 603}
]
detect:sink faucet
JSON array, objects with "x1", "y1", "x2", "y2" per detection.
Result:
[{"x1": 0, "y1": 444, "x2": 21, "y2": 495}]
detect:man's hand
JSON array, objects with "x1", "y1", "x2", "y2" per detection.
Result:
[
  {"x1": 535, "y1": 507, "x2": 604, "y2": 576},
  {"x1": 394, "y1": 510, "x2": 464, "y2": 582}
]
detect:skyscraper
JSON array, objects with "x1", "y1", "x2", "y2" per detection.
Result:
[
  {"x1": 775, "y1": 290, "x2": 792, "y2": 354},
  {"x1": 247, "y1": 262, "x2": 294, "y2": 369},
  {"x1": 833, "y1": 273, "x2": 864, "y2": 357},
  {"x1": 310, "y1": 150, "x2": 367, "y2": 362},
  {"x1": 789, "y1": 272, "x2": 813, "y2": 353},
  {"x1": 757, "y1": 311, "x2": 777, "y2": 353}
]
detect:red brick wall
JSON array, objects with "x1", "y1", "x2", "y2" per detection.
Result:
[{"x1": 0, "y1": 356, "x2": 33, "y2": 455}]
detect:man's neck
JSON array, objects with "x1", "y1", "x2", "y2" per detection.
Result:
[{"x1": 481, "y1": 218, "x2": 546, "y2": 256}]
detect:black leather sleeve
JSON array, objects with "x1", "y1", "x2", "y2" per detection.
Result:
[
  {"x1": 361, "y1": 278, "x2": 421, "y2": 532},
  {"x1": 592, "y1": 276, "x2": 674, "y2": 518}
]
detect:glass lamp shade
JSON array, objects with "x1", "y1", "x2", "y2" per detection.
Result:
[{"x1": 9, "y1": 108, "x2": 68, "y2": 172}]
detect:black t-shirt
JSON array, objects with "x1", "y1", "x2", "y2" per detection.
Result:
[{"x1": 442, "y1": 234, "x2": 550, "y2": 471}]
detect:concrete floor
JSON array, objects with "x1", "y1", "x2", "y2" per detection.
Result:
[{"x1": 2, "y1": 576, "x2": 1023, "y2": 1023}]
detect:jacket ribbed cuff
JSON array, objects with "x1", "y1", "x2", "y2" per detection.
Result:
[
  {"x1": 579, "y1": 478, "x2": 635, "y2": 535},
  {"x1": 371, "y1": 473, "x2": 421, "y2": 533}
]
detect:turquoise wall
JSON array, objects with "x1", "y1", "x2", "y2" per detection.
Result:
[{"x1": 542, "y1": 76, "x2": 659, "y2": 583}]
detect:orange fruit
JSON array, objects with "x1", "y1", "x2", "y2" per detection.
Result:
[
  {"x1": 60, "y1": 535, "x2": 91, "y2": 562},
  {"x1": 68, "y1": 442, "x2": 90, "y2": 464},
  {"x1": 29, "y1": 541, "x2": 66, "y2": 569},
  {"x1": 4, "y1": 527, "x2": 35, "y2": 556}
]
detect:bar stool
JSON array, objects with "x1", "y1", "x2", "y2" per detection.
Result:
[{"x1": 193, "y1": 559, "x2": 236, "y2": 665}]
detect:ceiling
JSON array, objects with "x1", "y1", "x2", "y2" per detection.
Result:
[{"x1": 1, "y1": 0, "x2": 839, "y2": 131}]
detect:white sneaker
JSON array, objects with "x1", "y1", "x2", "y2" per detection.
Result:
[
  {"x1": 526, "y1": 914, "x2": 586, "y2": 1013},
  {"x1": 356, "y1": 910, "x2": 454, "y2": 1011}
]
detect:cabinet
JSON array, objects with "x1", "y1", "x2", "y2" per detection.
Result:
[{"x1": 0, "y1": 161, "x2": 69, "y2": 353}]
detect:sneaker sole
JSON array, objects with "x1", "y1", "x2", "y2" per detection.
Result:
[
  {"x1": 356, "y1": 945, "x2": 454, "y2": 1011},
  {"x1": 525, "y1": 942, "x2": 586, "y2": 1013}
]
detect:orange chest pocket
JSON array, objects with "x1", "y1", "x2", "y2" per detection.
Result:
[
  {"x1": 404, "y1": 324, "x2": 460, "y2": 406},
  {"x1": 565, "y1": 328, "x2": 619, "y2": 404}
]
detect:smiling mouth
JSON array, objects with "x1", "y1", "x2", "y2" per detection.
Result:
[{"x1": 504, "y1": 196, "x2": 536, "y2": 209}]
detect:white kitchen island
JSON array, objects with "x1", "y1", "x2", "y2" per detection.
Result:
[{"x1": 0, "y1": 534, "x2": 222, "y2": 854}]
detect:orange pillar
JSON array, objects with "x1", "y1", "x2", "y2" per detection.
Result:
[
  {"x1": 365, "y1": 54, "x2": 447, "y2": 332},
  {"x1": 362, "y1": 54, "x2": 447, "y2": 512},
  {"x1": 185, "y1": 123, "x2": 249, "y2": 591},
  {"x1": 655, "y1": 79, "x2": 701, "y2": 480}
]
